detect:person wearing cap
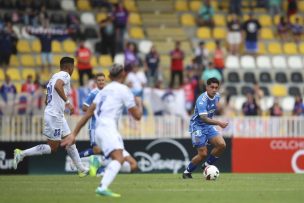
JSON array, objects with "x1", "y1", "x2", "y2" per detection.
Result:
[{"x1": 61, "y1": 63, "x2": 142, "y2": 197}]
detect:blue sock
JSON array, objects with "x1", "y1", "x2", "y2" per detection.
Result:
[
  {"x1": 79, "y1": 148, "x2": 94, "y2": 158},
  {"x1": 186, "y1": 162, "x2": 197, "y2": 173},
  {"x1": 206, "y1": 155, "x2": 219, "y2": 165}
]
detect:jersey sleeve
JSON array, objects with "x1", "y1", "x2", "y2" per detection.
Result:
[
  {"x1": 92, "y1": 91, "x2": 102, "y2": 105},
  {"x1": 123, "y1": 87, "x2": 136, "y2": 109},
  {"x1": 83, "y1": 91, "x2": 95, "y2": 107},
  {"x1": 196, "y1": 97, "x2": 208, "y2": 116},
  {"x1": 58, "y1": 72, "x2": 70, "y2": 84}
]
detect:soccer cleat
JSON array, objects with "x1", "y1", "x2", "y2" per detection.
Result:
[
  {"x1": 78, "y1": 169, "x2": 89, "y2": 178},
  {"x1": 95, "y1": 188, "x2": 121, "y2": 198},
  {"x1": 89, "y1": 155, "x2": 100, "y2": 176},
  {"x1": 13, "y1": 149, "x2": 23, "y2": 170},
  {"x1": 182, "y1": 172, "x2": 193, "y2": 179}
]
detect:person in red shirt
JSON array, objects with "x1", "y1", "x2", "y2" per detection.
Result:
[
  {"x1": 169, "y1": 41, "x2": 185, "y2": 88},
  {"x1": 75, "y1": 41, "x2": 93, "y2": 86},
  {"x1": 212, "y1": 40, "x2": 225, "y2": 77},
  {"x1": 21, "y1": 75, "x2": 37, "y2": 94}
]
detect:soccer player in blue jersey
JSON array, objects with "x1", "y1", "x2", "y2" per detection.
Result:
[{"x1": 183, "y1": 77, "x2": 228, "y2": 179}]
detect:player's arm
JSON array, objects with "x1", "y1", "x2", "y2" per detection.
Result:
[
  {"x1": 82, "y1": 104, "x2": 89, "y2": 112},
  {"x1": 128, "y1": 97, "x2": 142, "y2": 121},
  {"x1": 54, "y1": 79, "x2": 74, "y2": 114},
  {"x1": 200, "y1": 115, "x2": 228, "y2": 128}
]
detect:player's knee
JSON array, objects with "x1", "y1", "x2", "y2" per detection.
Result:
[
  {"x1": 50, "y1": 145, "x2": 59, "y2": 153},
  {"x1": 130, "y1": 161, "x2": 138, "y2": 172}
]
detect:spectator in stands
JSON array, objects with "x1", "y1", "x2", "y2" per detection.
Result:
[
  {"x1": 253, "y1": 81, "x2": 264, "y2": 107},
  {"x1": 0, "y1": 22, "x2": 18, "y2": 71},
  {"x1": 124, "y1": 42, "x2": 140, "y2": 71},
  {"x1": 227, "y1": 13, "x2": 242, "y2": 55},
  {"x1": 242, "y1": 13, "x2": 261, "y2": 55},
  {"x1": 21, "y1": 75, "x2": 37, "y2": 95},
  {"x1": 194, "y1": 41, "x2": 209, "y2": 71},
  {"x1": 242, "y1": 93, "x2": 260, "y2": 116},
  {"x1": 99, "y1": 13, "x2": 116, "y2": 60},
  {"x1": 113, "y1": 2, "x2": 129, "y2": 53},
  {"x1": 277, "y1": 16, "x2": 290, "y2": 42},
  {"x1": 66, "y1": 12, "x2": 81, "y2": 41},
  {"x1": 291, "y1": 17, "x2": 303, "y2": 43},
  {"x1": 270, "y1": 100, "x2": 283, "y2": 116},
  {"x1": 169, "y1": 41, "x2": 185, "y2": 88},
  {"x1": 268, "y1": 0, "x2": 282, "y2": 16},
  {"x1": 287, "y1": 0, "x2": 298, "y2": 19},
  {"x1": 293, "y1": 96, "x2": 304, "y2": 116},
  {"x1": 75, "y1": 41, "x2": 94, "y2": 86},
  {"x1": 196, "y1": 0, "x2": 215, "y2": 28},
  {"x1": 145, "y1": 45, "x2": 160, "y2": 87},
  {"x1": 212, "y1": 40, "x2": 226, "y2": 76},
  {"x1": 201, "y1": 61, "x2": 222, "y2": 87},
  {"x1": 183, "y1": 75, "x2": 196, "y2": 115},
  {"x1": 126, "y1": 65, "x2": 147, "y2": 98},
  {"x1": 229, "y1": 0, "x2": 242, "y2": 16},
  {"x1": 38, "y1": 5, "x2": 49, "y2": 27},
  {"x1": 0, "y1": 74, "x2": 17, "y2": 103}
]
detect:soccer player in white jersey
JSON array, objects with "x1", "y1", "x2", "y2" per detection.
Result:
[
  {"x1": 61, "y1": 63, "x2": 142, "y2": 197},
  {"x1": 13, "y1": 57, "x2": 88, "y2": 177}
]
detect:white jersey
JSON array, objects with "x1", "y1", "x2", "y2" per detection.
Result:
[
  {"x1": 45, "y1": 71, "x2": 71, "y2": 117},
  {"x1": 93, "y1": 81, "x2": 135, "y2": 128}
]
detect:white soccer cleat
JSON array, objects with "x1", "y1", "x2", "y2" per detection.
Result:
[{"x1": 13, "y1": 149, "x2": 23, "y2": 170}]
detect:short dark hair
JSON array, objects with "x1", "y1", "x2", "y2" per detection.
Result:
[
  {"x1": 60, "y1": 57, "x2": 74, "y2": 67},
  {"x1": 95, "y1": 72, "x2": 105, "y2": 79},
  {"x1": 109, "y1": 64, "x2": 124, "y2": 78},
  {"x1": 207, "y1": 77, "x2": 220, "y2": 85}
]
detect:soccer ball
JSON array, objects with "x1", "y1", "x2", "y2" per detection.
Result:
[{"x1": 203, "y1": 165, "x2": 220, "y2": 180}]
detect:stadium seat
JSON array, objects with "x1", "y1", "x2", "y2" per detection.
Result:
[
  {"x1": 259, "y1": 96, "x2": 274, "y2": 111},
  {"x1": 99, "y1": 55, "x2": 113, "y2": 67},
  {"x1": 83, "y1": 27, "x2": 98, "y2": 39},
  {"x1": 52, "y1": 55, "x2": 62, "y2": 66},
  {"x1": 260, "y1": 28, "x2": 274, "y2": 40},
  {"x1": 189, "y1": 1, "x2": 201, "y2": 12},
  {"x1": 214, "y1": 14, "x2": 226, "y2": 26},
  {"x1": 63, "y1": 39, "x2": 77, "y2": 53},
  {"x1": 175, "y1": 0, "x2": 189, "y2": 11},
  {"x1": 288, "y1": 56, "x2": 303, "y2": 69},
  {"x1": 96, "y1": 13, "x2": 107, "y2": 22},
  {"x1": 271, "y1": 84, "x2": 287, "y2": 97},
  {"x1": 22, "y1": 68, "x2": 36, "y2": 80},
  {"x1": 90, "y1": 56, "x2": 98, "y2": 68},
  {"x1": 129, "y1": 27, "x2": 145, "y2": 39},
  {"x1": 36, "y1": 55, "x2": 42, "y2": 66},
  {"x1": 77, "y1": 0, "x2": 91, "y2": 11},
  {"x1": 268, "y1": 42, "x2": 283, "y2": 55},
  {"x1": 196, "y1": 27, "x2": 211, "y2": 39},
  {"x1": 231, "y1": 95, "x2": 246, "y2": 112},
  {"x1": 274, "y1": 15, "x2": 280, "y2": 25},
  {"x1": 61, "y1": 0, "x2": 76, "y2": 11},
  {"x1": 146, "y1": 27, "x2": 187, "y2": 41},
  {"x1": 52, "y1": 40, "x2": 62, "y2": 53},
  {"x1": 256, "y1": 56, "x2": 272, "y2": 69},
  {"x1": 17, "y1": 40, "x2": 31, "y2": 53},
  {"x1": 241, "y1": 55, "x2": 255, "y2": 69},
  {"x1": 280, "y1": 96, "x2": 295, "y2": 112},
  {"x1": 71, "y1": 69, "x2": 79, "y2": 81},
  {"x1": 299, "y1": 0, "x2": 304, "y2": 12},
  {"x1": 259, "y1": 72, "x2": 272, "y2": 83},
  {"x1": 0, "y1": 69, "x2": 4, "y2": 81},
  {"x1": 288, "y1": 86, "x2": 301, "y2": 96},
  {"x1": 227, "y1": 72, "x2": 240, "y2": 83},
  {"x1": 81, "y1": 12, "x2": 96, "y2": 25},
  {"x1": 129, "y1": 13, "x2": 142, "y2": 25},
  {"x1": 243, "y1": 72, "x2": 256, "y2": 83},
  {"x1": 6, "y1": 68, "x2": 21, "y2": 81},
  {"x1": 241, "y1": 86, "x2": 253, "y2": 95},
  {"x1": 226, "y1": 86, "x2": 238, "y2": 96},
  {"x1": 9, "y1": 55, "x2": 19, "y2": 67},
  {"x1": 291, "y1": 72, "x2": 303, "y2": 83},
  {"x1": 258, "y1": 42, "x2": 267, "y2": 54},
  {"x1": 283, "y1": 43, "x2": 298, "y2": 55},
  {"x1": 139, "y1": 40, "x2": 153, "y2": 54},
  {"x1": 124, "y1": 0, "x2": 137, "y2": 12},
  {"x1": 260, "y1": 86, "x2": 270, "y2": 96},
  {"x1": 181, "y1": 13, "x2": 195, "y2": 26},
  {"x1": 213, "y1": 27, "x2": 226, "y2": 40},
  {"x1": 114, "y1": 54, "x2": 125, "y2": 65},
  {"x1": 20, "y1": 55, "x2": 36, "y2": 67},
  {"x1": 225, "y1": 55, "x2": 240, "y2": 69},
  {"x1": 31, "y1": 39, "x2": 41, "y2": 52},
  {"x1": 299, "y1": 43, "x2": 304, "y2": 54},
  {"x1": 258, "y1": 15, "x2": 272, "y2": 27},
  {"x1": 272, "y1": 56, "x2": 287, "y2": 69},
  {"x1": 205, "y1": 41, "x2": 216, "y2": 51},
  {"x1": 275, "y1": 72, "x2": 288, "y2": 83}
]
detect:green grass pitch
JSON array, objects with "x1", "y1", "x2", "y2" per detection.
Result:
[{"x1": 1, "y1": 173, "x2": 304, "y2": 203}]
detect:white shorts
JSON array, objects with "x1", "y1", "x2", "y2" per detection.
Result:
[
  {"x1": 43, "y1": 113, "x2": 71, "y2": 141},
  {"x1": 95, "y1": 125, "x2": 125, "y2": 158},
  {"x1": 227, "y1": 32, "x2": 241, "y2": 44}
]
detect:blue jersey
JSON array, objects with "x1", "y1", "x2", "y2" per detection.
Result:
[
  {"x1": 189, "y1": 91, "x2": 220, "y2": 131},
  {"x1": 83, "y1": 88, "x2": 100, "y2": 130}
]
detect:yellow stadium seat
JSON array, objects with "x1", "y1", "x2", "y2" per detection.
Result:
[
  {"x1": 63, "y1": 40, "x2": 77, "y2": 54},
  {"x1": 242, "y1": 14, "x2": 249, "y2": 22},
  {"x1": 17, "y1": 40, "x2": 31, "y2": 53},
  {"x1": 258, "y1": 15, "x2": 272, "y2": 27},
  {"x1": 96, "y1": 13, "x2": 107, "y2": 22},
  {"x1": 274, "y1": 15, "x2": 280, "y2": 25},
  {"x1": 197, "y1": 27, "x2": 211, "y2": 39},
  {"x1": 15, "y1": 82, "x2": 21, "y2": 92},
  {"x1": 52, "y1": 41, "x2": 62, "y2": 53},
  {"x1": 129, "y1": 27, "x2": 145, "y2": 39},
  {"x1": 271, "y1": 84, "x2": 287, "y2": 97},
  {"x1": 289, "y1": 14, "x2": 299, "y2": 24},
  {"x1": 181, "y1": 13, "x2": 195, "y2": 26},
  {"x1": 77, "y1": 0, "x2": 91, "y2": 11},
  {"x1": 0, "y1": 69, "x2": 4, "y2": 80},
  {"x1": 22, "y1": 68, "x2": 36, "y2": 80},
  {"x1": 205, "y1": 41, "x2": 216, "y2": 51},
  {"x1": 41, "y1": 71, "x2": 52, "y2": 83},
  {"x1": 213, "y1": 27, "x2": 226, "y2": 39},
  {"x1": 299, "y1": 42, "x2": 304, "y2": 54},
  {"x1": 260, "y1": 28, "x2": 274, "y2": 40},
  {"x1": 268, "y1": 42, "x2": 282, "y2": 55},
  {"x1": 6, "y1": 68, "x2": 21, "y2": 81},
  {"x1": 258, "y1": 42, "x2": 267, "y2": 54},
  {"x1": 20, "y1": 55, "x2": 36, "y2": 67},
  {"x1": 129, "y1": 13, "x2": 142, "y2": 25},
  {"x1": 124, "y1": 0, "x2": 137, "y2": 12},
  {"x1": 52, "y1": 55, "x2": 62, "y2": 66},
  {"x1": 175, "y1": 0, "x2": 189, "y2": 11},
  {"x1": 210, "y1": 1, "x2": 218, "y2": 11},
  {"x1": 102, "y1": 68, "x2": 110, "y2": 80},
  {"x1": 190, "y1": 1, "x2": 201, "y2": 12},
  {"x1": 299, "y1": 1, "x2": 304, "y2": 12},
  {"x1": 214, "y1": 14, "x2": 226, "y2": 26},
  {"x1": 99, "y1": 55, "x2": 113, "y2": 67},
  {"x1": 71, "y1": 69, "x2": 79, "y2": 81},
  {"x1": 90, "y1": 56, "x2": 98, "y2": 68},
  {"x1": 9, "y1": 55, "x2": 19, "y2": 67},
  {"x1": 31, "y1": 39, "x2": 41, "y2": 53},
  {"x1": 36, "y1": 55, "x2": 42, "y2": 66},
  {"x1": 283, "y1": 42, "x2": 298, "y2": 55}
]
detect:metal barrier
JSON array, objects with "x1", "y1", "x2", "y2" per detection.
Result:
[{"x1": 0, "y1": 115, "x2": 304, "y2": 141}]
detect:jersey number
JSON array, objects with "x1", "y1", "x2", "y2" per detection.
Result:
[
  {"x1": 54, "y1": 129, "x2": 60, "y2": 137},
  {"x1": 46, "y1": 84, "x2": 53, "y2": 105}
]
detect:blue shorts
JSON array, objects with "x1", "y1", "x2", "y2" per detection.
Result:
[
  {"x1": 245, "y1": 41, "x2": 258, "y2": 53},
  {"x1": 190, "y1": 125, "x2": 219, "y2": 148},
  {"x1": 89, "y1": 129, "x2": 96, "y2": 147}
]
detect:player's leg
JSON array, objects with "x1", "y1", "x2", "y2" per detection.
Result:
[
  {"x1": 79, "y1": 129, "x2": 98, "y2": 158},
  {"x1": 120, "y1": 149, "x2": 137, "y2": 173}
]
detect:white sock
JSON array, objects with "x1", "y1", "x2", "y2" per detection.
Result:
[
  {"x1": 66, "y1": 144, "x2": 87, "y2": 172},
  {"x1": 21, "y1": 144, "x2": 51, "y2": 158},
  {"x1": 120, "y1": 161, "x2": 131, "y2": 173},
  {"x1": 100, "y1": 160, "x2": 121, "y2": 190}
]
